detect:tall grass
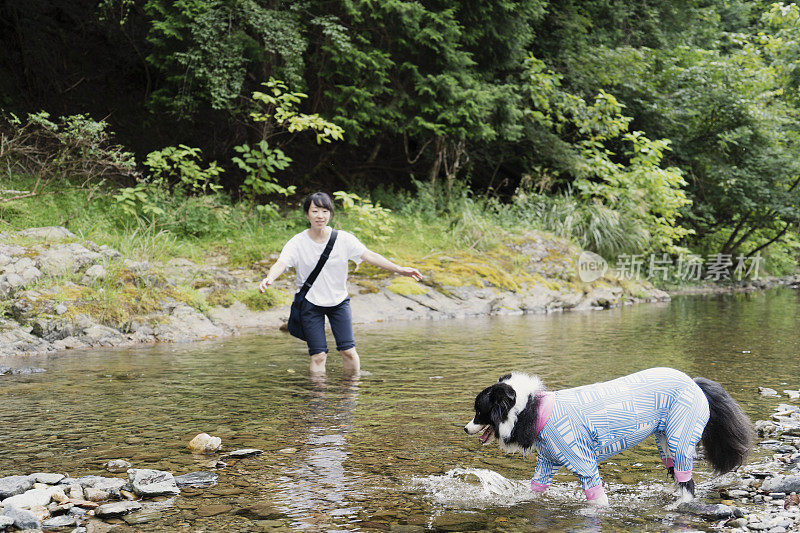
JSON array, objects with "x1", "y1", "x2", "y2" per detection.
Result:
[
  {"x1": 2, "y1": 170, "x2": 649, "y2": 268},
  {"x1": 511, "y1": 192, "x2": 650, "y2": 258}
]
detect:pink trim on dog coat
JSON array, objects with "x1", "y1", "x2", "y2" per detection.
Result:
[
  {"x1": 584, "y1": 485, "x2": 605, "y2": 501},
  {"x1": 536, "y1": 392, "x2": 555, "y2": 435},
  {"x1": 530, "y1": 480, "x2": 549, "y2": 492}
]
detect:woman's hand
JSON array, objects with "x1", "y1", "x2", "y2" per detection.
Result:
[
  {"x1": 259, "y1": 277, "x2": 273, "y2": 293},
  {"x1": 397, "y1": 266, "x2": 423, "y2": 281},
  {"x1": 361, "y1": 250, "x2": 423, "y2": 281},
  {"x1": 260, "y1": 260, "x2": 288, "y2": 293}
]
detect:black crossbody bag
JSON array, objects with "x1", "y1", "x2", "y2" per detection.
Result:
[{"x1": 287, "y1": 230, "x2": 338, "y2": 340}]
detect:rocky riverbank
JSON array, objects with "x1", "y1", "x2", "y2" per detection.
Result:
[
  {"x1": 1, "y1": 226, "x2": 670, "y2": 358},
  {"x1": 688, "y1": 394, "x2": 800, "y2": 532},
  {"x1": 0, "y1": 447, "x2": 284, "y2": 532}
]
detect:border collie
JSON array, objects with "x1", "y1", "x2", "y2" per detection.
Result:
[{"x1": 464, "y1": 368, "x2": 752, "y2": 506}]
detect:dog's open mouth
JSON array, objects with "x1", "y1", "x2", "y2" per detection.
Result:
[{"x1": 478, "y1": 426, "x2": 494, "y2": 444}]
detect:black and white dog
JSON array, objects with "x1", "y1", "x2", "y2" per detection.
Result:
[{"x1": 464, "y1": 368, "x2": 752, "y2": 506}]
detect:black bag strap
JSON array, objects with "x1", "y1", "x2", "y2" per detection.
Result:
[{"x1": 298, "y1": 229, "x2": 338, "y2": 298}]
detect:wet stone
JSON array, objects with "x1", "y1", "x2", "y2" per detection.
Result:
[
  {"x1": 95, "y1": 501, "x2": 143, "y2": 518},
  {"x1": 676, "y1": 501, "x2": 734, "y2": 519},
  {"x1": 105, "y1": 460, "x2": 132, "y2": 474},
  {"x1": 0, "y1": 475, "x2": 34, "y2": 499},
  {"x1": 196, "y1": 504, "x2": 233, "y2": 517},
  {"x1": 432, "y1": 514, "x2": 488, "y2": 531},
  {"x1": 2, "y1": 506, "x2": 41, "y2": 530},
  {"x1": 726, "y1": 517, "x2": 749, "y2": 528},
  {"x1": 209, "y1": 487, "x2": 245, "y2": 496},
  {"x1": 31, "y1": 473, "x2": 65, "y2": 485},
  {"x1": 10, "y1": 366, "x2": 46, "y2": 375},
  {"x1": 253, "y1": 519, "x2": 288, "y2": 529},
  {"x1": 127, "y1": 469, "x2": 180, "y2": 496},
  {"x1": 390, "y1": 525, "x2": 425, "y2": 533},
  {"x1": 120, "y1": 497, "x2": 175, "y2": 525},
  {"x1": 41, "y1": 514, "x2": 78, "y2": 529},
  {"x1": 173, "y1": 471, "x2": 218, "y2": 488},
  {"x1": 225, "y1": 449, "x2": 263, "y2": 458},
  {"x1": 234, "y1": 503, "x2": 283, "y2": 520}
]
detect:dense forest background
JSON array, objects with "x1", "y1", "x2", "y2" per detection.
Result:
[{"x1": 3, "y1": 0, "x2": 800, "y2": 273}]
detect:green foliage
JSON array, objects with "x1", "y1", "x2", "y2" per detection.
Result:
[
  {"x1": 249, "y1": 78, "x2": 344, "y2": 144},
  {"x1": 233, "y1": 79, "x2": 342, "y2": 213},
  {"x1": 112, "y1": 182, "x2": 165, "y2": 218},
  {"x1": 142, "y1": 0, "x2": 307, "y2": 114},
  {"x1": 333, "y1": 191, "x2": 394, "y2": 244},
  {"x1": 519, "y1": 57, "x2": 692, "y2": 253},
  {"x1": 0, "y1": 111, "x2": 136, "y2": 198},
  {"x1": 232, "y1": 141, "x2": 294, "y2": 202},
  {"x1": 144, "y1": 144, "x2": 224, "y2": 194},
  {"x1": 7, "y1": 0, "x2": 800, "y2": 269},
  {"x1": 108, "y1": 145, "x2": 230, "y2": 237}
]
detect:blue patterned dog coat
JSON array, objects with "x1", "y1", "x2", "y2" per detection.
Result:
[{"x1": 530, "y1": 367, "x2": 709, "y2": 500}]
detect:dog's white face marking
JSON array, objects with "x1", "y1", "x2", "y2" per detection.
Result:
[{"x1": 496, "y1": 373, "x2": 543, "y2": 454}]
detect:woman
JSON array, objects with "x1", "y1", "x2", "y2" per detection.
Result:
[{"x1": 259, "y1": 192, "x2": 422, "y2": 375}]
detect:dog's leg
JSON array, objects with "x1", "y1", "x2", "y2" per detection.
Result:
[
  {"x1": 587, "y1": 492, "x2": 610, "y2": 507},
  {"x1": 677, "y1": 479, "x2": 695, "y2": 503},
  {"x1": 655, "y1": 432, "x2": 675, "y2": 479}
]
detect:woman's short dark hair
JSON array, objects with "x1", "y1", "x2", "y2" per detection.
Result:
[{"x1": 303, "y1": 192, "x2": 334, "y2": 215}]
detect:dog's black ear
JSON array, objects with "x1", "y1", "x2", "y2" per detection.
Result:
[
  {"x1": 489, "y1": 384, "x2": 516, "y2": 427},
  {"x1": 498, "y1": 374, "x2": 512, "y2": 382}
]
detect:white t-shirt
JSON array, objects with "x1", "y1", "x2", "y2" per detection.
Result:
[{"x1": 278, "y1": 228, "x2": 367, "y2": 307}]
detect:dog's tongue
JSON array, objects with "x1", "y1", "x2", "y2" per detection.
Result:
[{"x1": 479, "y1": 427, "x2": 493, "y2": 443}]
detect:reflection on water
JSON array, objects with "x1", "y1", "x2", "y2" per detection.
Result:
[
  {"x1": 1, "y1": 288, "x2": 799, "y2": 531},
  {"x1": 276, "y1": 375, "x2": 363, "y2": 530}
]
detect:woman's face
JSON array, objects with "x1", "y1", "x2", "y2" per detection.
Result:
[{"x1": 306, "y1": 203, "x2": 331, "y2": 229}]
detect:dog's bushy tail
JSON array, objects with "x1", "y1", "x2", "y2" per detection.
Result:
[{"x1": 694, "y1": 377, "x2": 753, "y2": 474}]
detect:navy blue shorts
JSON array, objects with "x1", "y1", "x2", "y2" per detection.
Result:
[{"x1": 300, "y1": 297, "x2": 355, "y2": 355}]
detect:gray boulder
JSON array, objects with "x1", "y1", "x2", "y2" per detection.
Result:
[
  {"x1": 95, "y1": 501, "x2": 142, "y2": 518},
  {"x1": 36, "y1": 243, "x2": 101, "y2": 276},
  {"x1": 1, "y1": 487, "x2": 53, "y2": 508},
  {"x1": 761, "y1": 475, "x2": 800, "y2": 493},
  {"x1": 31, "y1": 473, "x2": 65, "y2": 485},
  {"x1": 2, "y1": 506, "x2": 40, "y2": 530},
  {"x1": 41, "y1": 514, "x2": 77, "y2": 529},
  {"x1": 81, "y1": 264, "x2": 106, "y2": 284},
  {"x1": 677, "y1": 501, "x2": 734, "y2": 519},
  {"x1": 173, "y1": 472, "x2": 218, "y2": 488},
  {"x1": 0, "y1": 475, "x2": 33, "y2": 499},
  {"x1": 127, "y1": 469, "x2": 180, "y2": 496},
  {"x1": 76, "y1": 476, "x2": 127, "y2": 497},
  {"x1": 16, "y1": 226, "x2": 75, "y2": 241}
]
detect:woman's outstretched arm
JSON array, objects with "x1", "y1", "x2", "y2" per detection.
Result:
[
  {"x1": 259, "y1": 260, "x2": 289, "y2": 293},
  {"x1": 361, "y1": 250, "x2": 423, "y2": 281}
]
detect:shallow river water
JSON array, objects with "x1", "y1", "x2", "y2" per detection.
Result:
[{"x1": 2, "y1": 288, "x2": 800, "y2": 532}]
